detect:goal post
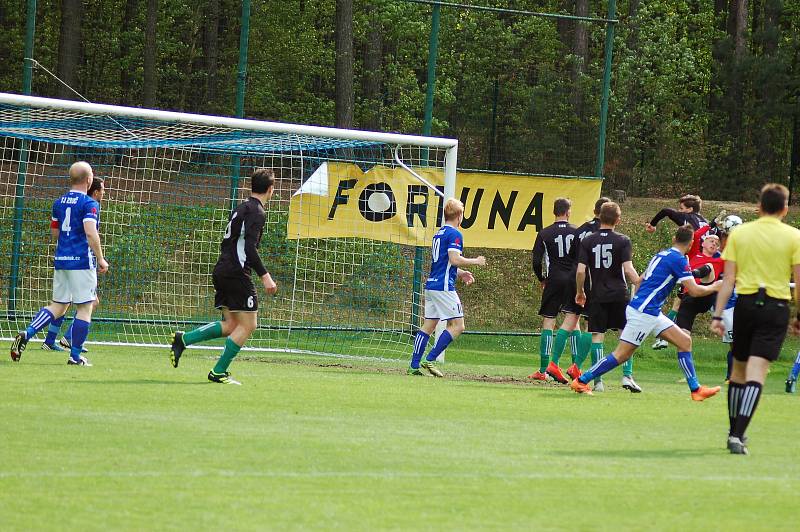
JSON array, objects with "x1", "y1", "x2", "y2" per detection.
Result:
[{"x1": 0, "y1": 92, "x2": 457, "y2": 359}]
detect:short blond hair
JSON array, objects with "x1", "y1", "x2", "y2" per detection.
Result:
[
  {"x1": 69, "y1": 161, "x2": 93, "y2": 185},
  {"x1": 444, "y1": 197, "x2": 464, "y2": 222}
]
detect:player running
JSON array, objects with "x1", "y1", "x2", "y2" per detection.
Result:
[
  {"x1": 571, "y1": 225, "x2": 722, "y2": 400},
  {"x1": 575, "y1": 202, "x2": 642, "y2": 392},
  {"x1": 408, "y1": 198, "x2": 485, "y2": 377},
  {"x1": 169, "y1": 168, "x2": 278, "y2": 385},
  {"x1": 529, "y1": 198, "x2": 580, "y2": 384},
  {"x1": 10, "y1": 161, "x2": 109, "y2": 366}
]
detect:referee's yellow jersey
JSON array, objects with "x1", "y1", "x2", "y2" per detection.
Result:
[{"x1": 722, "y1": 216, "x2": 800, "y2": 300}]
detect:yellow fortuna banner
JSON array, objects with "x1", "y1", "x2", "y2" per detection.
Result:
[{"x1": 287, "y1": 163, "x2": 602, "y2": 250}]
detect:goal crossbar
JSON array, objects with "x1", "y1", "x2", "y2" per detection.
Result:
[{"x1": 0, "y1": 93, "x2": 459, "y2": 150}]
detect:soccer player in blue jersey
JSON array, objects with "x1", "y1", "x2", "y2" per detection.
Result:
[
  {"x1": 10, "y1": 161, "x2": 109, "y2": 365},
  {"x1": 408, "y1": 198, "x2": 485, "y2": 377},
  {"x1": 570, "y1": 225, "x2": 721, "y2": 400},
  {"x1": 41, "y1": 176, "x2": 106, "y2": 353}
]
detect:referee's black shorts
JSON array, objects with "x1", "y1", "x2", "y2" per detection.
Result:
[
  {"x1": 213, "y1": 271, "x2": 258, "y2": 312},
  {"x1": 675, "y1": 293, "x2": 715, "y2": 331},
  {"x1": 731, "y1": 293, "x2": 790, "y2": 362}
]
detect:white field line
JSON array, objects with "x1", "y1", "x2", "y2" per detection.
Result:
[{"x1": 0, "y1": 469, "x2": 796, "y2": 483}]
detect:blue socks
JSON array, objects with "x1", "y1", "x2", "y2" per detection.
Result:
[
  {"x1": 69, "y1": 319, "x2": 90, "y2": 361},
  {"x1": 790, "y1": 351, "x2": 800, "y2": 381},
  {"x1": 44, "y1": 315, "x2": 65, "y2": 346},
  {"x1": 579, "y1": 354, "x2": 619, "y2": 384},
  {"x1": 678, "y1": 351, "x2": 700, "y2": 391},
  {"x1": 64, "y1": 317, "x2": 75, "y2": 343},
  {"x1": 410, "y1": 331, "x2": 430, "y2": 369},
  {"x1": 26, "y1": 308, "x2": 55, "y2": 339},
  {"x1": 426, "y1": 331, "x2": 453, "y2": 362}
]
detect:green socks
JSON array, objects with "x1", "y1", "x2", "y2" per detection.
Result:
[
  {"x1": 551, "y1": 328, "x2": 570, "y2": 365},
  {"x1": 666, "y1": 309, "x2": 678, "y2": 322},
  {"x1": 183, "y1": 321, "x2": 223, "y2": 346},
  {"x1": 622, "y1": 358, "x2": 633, "y2": 377},
  {"x1": 591, "y1": 342, "x2": 604, "y2": 384},
  {"x1": 569, "y1": 330, "x2": 581, "y2": 365},
  {"x1": 212, "y1": 337, "x2": 242, "y2": 374},
  {"x1": 539, "y1": 329, "x2": 553, "y2": 372},
  {"x1": 576, "y1": 332, "x2": 592, "y2": 368}
]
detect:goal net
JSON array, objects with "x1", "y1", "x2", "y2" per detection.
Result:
[{"x1": 0, "y1": 93, "x2": 457, "y2": 359}]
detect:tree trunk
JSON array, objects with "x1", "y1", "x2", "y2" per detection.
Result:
[
  {"x1": 556, "y1": 0, "x2": 574, "y2": 52},
  {"x1": 335, "y1": 0, "x2": 354, "y2": 128},
  {"x1": 203, "y1": 0, "x2": 220, "y2": 110},
  {"x1": 732, "y1": 0, "x2": 748, "y2": 60},
  {"x1": 708, "y1": 0, "x2": 729, "y2": 114},
  {"x1": 143, "y1": 0, "x2": 158, "y2": 107},
  {"x1": 725, "y1": 0, "x2": 749, "y2": 191},
  {"x1": 750, "y1": 0, "x2": 761, "y2": 52},
  {"x1": 120, "y1": 0, "x2": 139, "y2": 105},
  {"x1": 362, "y1": 3, "x2": 383, "y2": 131},
  {"x1": 571, "y1": 0, "x2": 589, "y2": 120},
  {"x1": 57, "y1": 0, "x2": 84, "y2": 100},
  {"x1": 753, "y1": 0, "x2": 782, "y2": 179}
]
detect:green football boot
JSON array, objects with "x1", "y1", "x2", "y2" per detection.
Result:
[{"x1": 421, "y1": 360, "x2": 444, "y2": 378}]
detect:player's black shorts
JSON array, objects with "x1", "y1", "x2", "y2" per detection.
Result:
[
  {"x1": 675, "y1": 293, "x2": 715, "y2": 331},
  {"x1": 731, "y1": 293, "x2": 789, "y2": 362},
  {"x1": 213, "y1": 271, "x2": 258, "y2": 312},
  {"x1": 586, "y1": 300, "x2": 627, "y2": 333},
  {"x1": 539, "y1": 277, "x2": 582, "y2": 318}
]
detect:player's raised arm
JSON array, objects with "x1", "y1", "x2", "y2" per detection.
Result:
[{"x1": 647, "y1": 208, "x2": 685, "y2": 231}]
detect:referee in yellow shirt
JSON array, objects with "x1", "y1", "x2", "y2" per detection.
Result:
[{"x1": 712, "y1": 184, "x2": 800, "y2": 455}]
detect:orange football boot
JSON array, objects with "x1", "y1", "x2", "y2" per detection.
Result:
[
  {"x1": 570, "y1": 378, "x2": 593, "y2": 395},
  {"x1": 546, "y1": 361, "x2": 569, "y2": 384},
  {"x1": 566, "y1": 363, "x2": 582, "y2": 381},
  {"x1": 691, "y1": 385, "x2": 721, "y2": 401}
]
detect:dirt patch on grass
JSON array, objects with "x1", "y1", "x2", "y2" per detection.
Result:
[{"x1": 237, "y1": 354, "x2": 566, "y2": 388}]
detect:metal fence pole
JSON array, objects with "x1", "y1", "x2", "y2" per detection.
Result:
[
  {"x1": 594, "y1": 0, "x2": 617, "y2": 178},
  {"x1": 8, "y1": 0, "x2": 37, "y2": 317},
  {"x1": 411, "y1": 4, "x2": 441, "y2": 333},
  {"x1": 231, "y1": 0, "x2": 251, "y2": 206}
]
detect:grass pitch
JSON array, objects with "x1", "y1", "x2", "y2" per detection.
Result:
[{"x1": 1, "y1": 335, "x2": 798, "y2": 531}]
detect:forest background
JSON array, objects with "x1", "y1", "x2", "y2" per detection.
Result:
[{"x1": 0, "y1": 0, "x2": 798, "y2": 200}]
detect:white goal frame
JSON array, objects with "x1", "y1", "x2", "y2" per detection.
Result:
[{"x1": 0, "y1": 92, "x2": 458, "y2": 358}]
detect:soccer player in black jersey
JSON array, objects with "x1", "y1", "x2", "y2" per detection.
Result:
[
  {"x1": 169, "y1": 168, "x2": 278, "y2": 385},
  {"x1": 565, "y1": 196, "x2": 610, "y2": 384},
  {"x1": 530, "y1": 198, "x2": 579, "y2": 384},
  {"x1": 646, "y1": 194, "x2": 709, "y2": 349},
  {"x1": 576, "y1": 202, "x2": 642, "y2": 392}
]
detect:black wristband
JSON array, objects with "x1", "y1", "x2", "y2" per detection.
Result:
[{"x1": 711, "y1": 316, "x2": 723, "y2": 321}]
